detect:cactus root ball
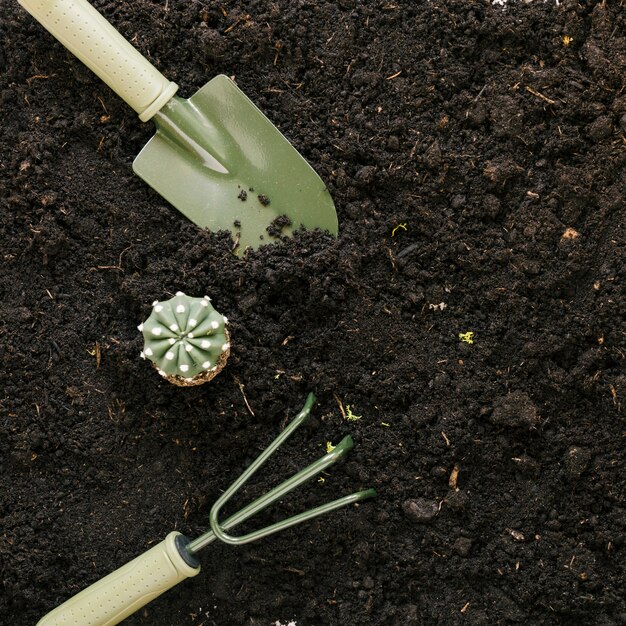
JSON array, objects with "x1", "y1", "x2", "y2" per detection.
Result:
[{"x1": 139, "y1": 292, "x2": 230, "y2": 387}]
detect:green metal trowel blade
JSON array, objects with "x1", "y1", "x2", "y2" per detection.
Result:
[{"x1": 133, "y1": 75, "x2": 337, "y2": 253}]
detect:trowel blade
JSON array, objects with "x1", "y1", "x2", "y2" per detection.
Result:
[{"x1": 133, "y1": 75, "x2": 337, "y2": 253}]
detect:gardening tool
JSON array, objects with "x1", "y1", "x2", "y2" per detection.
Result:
[
  {"x1": 18, "y1": 0, "x2": 338, "y2": 253},
  {"x1": 36, "y1": 394, "x2": 375, "y2": 626}
]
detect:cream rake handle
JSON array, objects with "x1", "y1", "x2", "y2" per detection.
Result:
[
  {"x1": 36, "y1": 532, "x2": 200, "y2": 626},
  {"x1": 18, "y1": 0, "x2": 178, "y2": 121}
]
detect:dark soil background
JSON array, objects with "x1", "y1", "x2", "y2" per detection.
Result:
[{"x1": 1, "y1": 0, "x2": 625, "y2": 624}]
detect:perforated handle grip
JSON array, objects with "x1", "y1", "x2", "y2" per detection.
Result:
[
  {"x1": 36, "y1": 532, "x2": 200, "y2": 626},
  {"x1": 18, "y1": 0, "x2": 178, "y2": 121}
]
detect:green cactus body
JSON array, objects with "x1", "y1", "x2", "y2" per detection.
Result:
[{"x1": 139, "y1": 292, "x2": 230, "y2": 384}]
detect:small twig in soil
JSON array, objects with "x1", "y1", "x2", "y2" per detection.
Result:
[
  {"x1": 473, "y1": 84, "x2": 487, "y2": 101},
  {"x1": 224, "y1": 14, "x2": 251, "y2": 34},
  {"x1": 333, "y1": 393, "x2": 346, "y2": 420},
  {"x1": 234, "y1": 377, "x2": 255, "y2": 416},
  {"x1": 97, "y1": 96, "x2": 109, "y2": 114},
  {"x1": 610, "y1": 385, "x2": 620, "y2": 411},
  {"x1": 525, "y1": 86, "x2": 556, "y2": 105},
  {"x1": 449, "y1": 464, "x2": 459, "y2": 489},
  {"x1": 87, "y1": 342, "x2": 101, "y2": 369},
  {"x1": 95, "y1": 246, "x2": 132, "y2": 271},
  {"x1": 26, "y1": 74, "x2": 54, "y2": 85}
]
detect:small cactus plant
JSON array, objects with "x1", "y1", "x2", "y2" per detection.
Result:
[{"x1": 138, "y1": 292, "x2": 230, "y2": 386}]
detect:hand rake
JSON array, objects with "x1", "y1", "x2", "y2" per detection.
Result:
[{"x1": 37, "y1": 394, "x2": 375, "y2": 625}]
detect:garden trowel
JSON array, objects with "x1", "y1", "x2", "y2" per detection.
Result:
[{"x1": 18, "y1": 0, "x2": 338, "y2": 253}]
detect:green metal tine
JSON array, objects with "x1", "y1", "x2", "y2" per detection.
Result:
[{"x1": 187, "y1": 393, "x2": 375, "y2": 553}]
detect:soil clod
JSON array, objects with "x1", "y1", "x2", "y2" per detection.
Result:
[{"x1": 403, "y1": 498, "x2": 439, "y2": 524}]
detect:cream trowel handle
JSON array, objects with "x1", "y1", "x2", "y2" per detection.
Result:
[
  {"x1": 18, "y1": 0, "x2": 178, "y2": 121},
  {"x1": 37, "y1": 532, "x2": 200, "y2": 626}
]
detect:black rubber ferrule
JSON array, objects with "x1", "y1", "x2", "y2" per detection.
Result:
[{"x1": 175, "y1": 534, "x2": 201, "y2": 570}]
